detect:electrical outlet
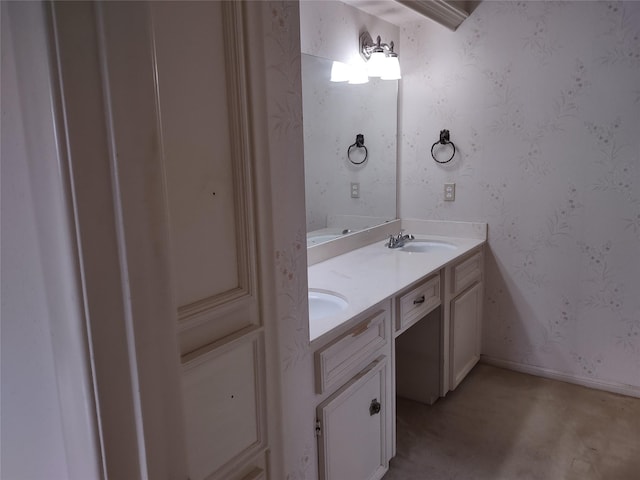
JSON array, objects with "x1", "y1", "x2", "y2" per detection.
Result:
[
  {"x1": 351, "y1": 182, "x2": 360, "y2": 198},
  {"x1": 444, "y1": 183, "x2": 455, "y2": 201}
]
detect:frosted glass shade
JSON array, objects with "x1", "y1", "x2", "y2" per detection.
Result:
[
  {"x1": 366, "y1": 50, "x2": 387, "y2": 77},
  {"x1": 348, "y1": 65, "x2": 369, "y2": 84},
  {"x1": 381, "y1": 56, "x2": 401, "y2": 80}
]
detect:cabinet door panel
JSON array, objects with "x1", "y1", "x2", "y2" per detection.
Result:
[
  {"x1": 317, "y1": 357, "x2": 388, "y2": 480},
  {"x1": 450, "y1": 281, "x2": 482, "y2": 390},
  {"x1": 182, "y1": 334, "x2": 265, "y2": 480},
  {"x1": 152, "y1": 0, "x2": 259, "y2": 353}
]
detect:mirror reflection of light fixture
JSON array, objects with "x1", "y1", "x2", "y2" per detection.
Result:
[
  {"x1": 330, "y1": 60, "x2": 369, "y2": 84},
  {"x1": 348, "y1": 62, "x2": 369, "y2": 84},
  {"x1": 330, "y1": 61, "x2": 351, "y2": 82},
  {"x1": 360, "y1": 31, "x2": 402, "y2": 80}
]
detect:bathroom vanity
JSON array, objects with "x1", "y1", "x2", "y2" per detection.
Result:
[{"x1": 307, "y1": 219, "x2": 486, "y2": 480}]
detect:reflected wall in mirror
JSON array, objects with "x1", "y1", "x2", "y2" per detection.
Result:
[{"x1": 302, "y1": 54, "x2": 398, "y2": 247}]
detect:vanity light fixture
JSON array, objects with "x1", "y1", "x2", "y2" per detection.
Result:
[
  {"x1": 330, "y1": 31, "x2": 401, "y2": 84},
  {"x1": 360, "y1": 31, "x2": 402, "y2": 80}
]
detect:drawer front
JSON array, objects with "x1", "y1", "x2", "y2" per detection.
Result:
[
  {"x1": 315, "y1": 309, "x2": 388, "y2": 394},
  {"x1": 451, "y1": 250, "x2": 483, "y2": 296},
  {"x1": 397, "y1": 274, "x2": 440, "y2": 332}
]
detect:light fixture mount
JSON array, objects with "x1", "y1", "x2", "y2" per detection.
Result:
[
  {"x1": 359, "y1": 31, "x2": 377, "y2": 62},
  {"x1": 360, "y1": 32, "x2": 394, "y2": 60}
]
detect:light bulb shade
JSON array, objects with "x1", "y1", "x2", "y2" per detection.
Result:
[
  {"x1": 366, "y1": 50, "x2": 387, "y2": 77},
  {"x1": 348, "y1": 64, "x2": 369, "y2": 84},
  {"x1": 330, "y1": 61, "x2": 350, "y2": 82},
  {"x1": 381, "y1": 55, "x2": 401, "y2": 80}
]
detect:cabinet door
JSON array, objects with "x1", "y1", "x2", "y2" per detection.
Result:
[
  {"x1": 317, "y1": 357, "x2": 388, "y2": 480},
  {"x1": 450, "y1": 281, "x2": 483, "y2": 390}
]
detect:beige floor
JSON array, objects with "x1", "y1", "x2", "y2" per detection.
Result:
[{"x1": 384, "y1": 364, "x2": 640, "y2": 480}]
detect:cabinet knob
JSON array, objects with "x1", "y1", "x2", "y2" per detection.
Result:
[
  {"x1": 369, "y1": 398, "x2": 381, "y2": 416},
  {"x1": 413, "y1": 295, "x2": 425, "y2": 305}
]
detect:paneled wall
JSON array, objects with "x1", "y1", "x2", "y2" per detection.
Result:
[{"x1": 399, "y1": 1, "x2": 640, "y2": 391}]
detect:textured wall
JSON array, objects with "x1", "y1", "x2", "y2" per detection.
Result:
[{"x1": 399, "y1": 1, "x2": 640, "y2": 390}]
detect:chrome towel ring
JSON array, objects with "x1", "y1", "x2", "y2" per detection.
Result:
[
  {"x1": 431, "y1": 129, "x2": 456, "y2": 164},
  {"x1": 348, "y1": 134, "x2": 368, "y2": 165}
]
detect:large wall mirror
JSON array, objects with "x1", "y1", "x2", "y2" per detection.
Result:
[{"x1": 302, "y1": 53, "x2": 398, "y2": 247}]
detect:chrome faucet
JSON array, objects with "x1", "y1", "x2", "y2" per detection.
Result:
[{"x1": 386, "y1": 230, "x2": 414, "y2": 249}]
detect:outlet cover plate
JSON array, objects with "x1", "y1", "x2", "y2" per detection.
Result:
[{"x1": 444, "y1": 183, "x2": 455, "y2": 201}]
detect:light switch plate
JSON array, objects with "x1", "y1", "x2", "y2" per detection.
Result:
[
  {"x1": 351, "y1": 182, "x2": 360, "y2": 198},
  {"x1": 444, "y1": 183, "x2": 455, "y2": 201}
]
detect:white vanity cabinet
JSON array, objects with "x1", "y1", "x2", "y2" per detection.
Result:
[
  {"x1": 308, "y1": 228, "x2": 487, "y2": 479},
  {"x1": 447, "y1": 248, "x2": 484, "y2": 390},
  {"x1": 314, "y1": 302, "x2": 393, "y2": 480}
]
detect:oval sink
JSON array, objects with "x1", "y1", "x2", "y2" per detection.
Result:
[
  {"x1": 308, "y1": 289, "x2": 348, "y2": 321},
  {"x1": 401, "y1": 240, "x2": 458, "y2": 253}
]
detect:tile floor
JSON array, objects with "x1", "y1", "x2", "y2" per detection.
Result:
[{"x1": 384, "y1": 364, "x2": 640, "y2": 480}]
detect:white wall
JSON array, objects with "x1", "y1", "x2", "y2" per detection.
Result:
[
  {"x1": 1, "y1": 3, "x2": 101, "y2": 479},
  {"x1": 399, "y1": 1, "x2": 640, "y2": 391}
]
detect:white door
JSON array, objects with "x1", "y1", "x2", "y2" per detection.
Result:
[{"x1": 50, "y1": 2, "x2": 279, "y2": 479}]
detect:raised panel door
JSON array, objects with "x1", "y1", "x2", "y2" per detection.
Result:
[
  {"x1": 450, "y1": 281, "x2": 483, "y2": 390},
  {"x1": 317, "y1": 357, "x2": 388, "y2": 480}
]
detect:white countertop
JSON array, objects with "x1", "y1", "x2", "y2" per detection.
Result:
[{"x1": 308, "y1": 234, "x2": 485, "y2": 342}]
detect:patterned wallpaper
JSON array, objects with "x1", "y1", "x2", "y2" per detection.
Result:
[
  {"x1": 260, "y1": 2, "x2": 316, "y2": 479},
  {"x1": 399, "y1": 0, "x2": 640, "y2": 389}
]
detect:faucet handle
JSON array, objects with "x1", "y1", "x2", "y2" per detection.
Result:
[{"x1": 387, "y1": 234, "x2": 395, "y2": 247}]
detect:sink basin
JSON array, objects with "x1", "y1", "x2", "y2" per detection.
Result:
[
  {"x1": 400, "y1": 240, "x2": 458, "y2": 253},
  {"x1": 308, "y1": 289, "x2": 348, "y2": 321}
]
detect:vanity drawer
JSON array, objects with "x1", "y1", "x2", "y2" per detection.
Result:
[
  {"x1": 451, "y1": 249, "x2": 483, "y2": 296},
  {"x1": 396, "y1": 274, "x2": 441, "y2": 333},
  {"x1": 315, "y1": 308, "x2": 389, "y2": 395}
]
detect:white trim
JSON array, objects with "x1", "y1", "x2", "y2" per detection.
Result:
[
  {"x1": 480, "y1": 355, "x2": 640, "y2": 399},
  {"x1": 94, "y1": 5, "x2": 148, "y2": 477},
  {"x1": 396, "y1": 0, "x2": 469, "y2": 31}
]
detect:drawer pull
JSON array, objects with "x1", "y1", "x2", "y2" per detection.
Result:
[
  {"x1": 413, "y1": 295, "x2": 426, "y2": 305},
  {"x1": 369, "y1": 398, "x2": 381, "y2": 416},
  {"x1": 350, "y1": 320, "x2": 371, "y2": 337}
]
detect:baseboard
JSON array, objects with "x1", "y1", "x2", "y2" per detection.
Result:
[{"x1": 480, "y1": 355, "x2": 640, "y2": 399}]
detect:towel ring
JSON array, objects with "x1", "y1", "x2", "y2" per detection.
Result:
[
  {"x1": 431, "y1": 129, "x2": 456, "y2": 164},
  {"x1": 348, "y1": 134, "x2": 368, "y2": 165}
]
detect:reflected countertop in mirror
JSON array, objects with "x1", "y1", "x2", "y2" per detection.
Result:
[{"x1": 301, "y1": 54, "x2": 398, "y2": 247}]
